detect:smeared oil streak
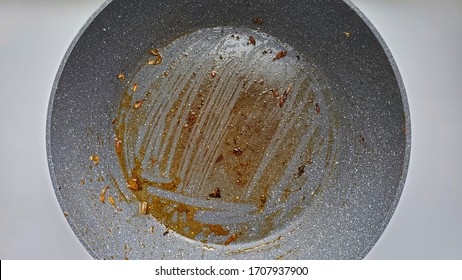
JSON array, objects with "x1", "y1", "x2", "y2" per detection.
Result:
[{"x1": 114, "y1": 27, "x2": 341, "y2": 244}]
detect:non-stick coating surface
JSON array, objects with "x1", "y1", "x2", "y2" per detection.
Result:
[{"x1": 47, "y1": 0, "x2": 410, "y2": 259}]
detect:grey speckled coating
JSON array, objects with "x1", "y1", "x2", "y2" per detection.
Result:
[{"x1": 47, "y1": 0, "x2": 410, "y2": 259}]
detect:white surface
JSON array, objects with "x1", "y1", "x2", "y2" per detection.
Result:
[{"x1": 0, "y1": 0, "x2": 461, "y2": 259}]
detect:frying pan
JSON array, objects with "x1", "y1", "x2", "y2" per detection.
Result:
[{"x1": 47, "y1": 0, "x2": 410, "y2": 259}]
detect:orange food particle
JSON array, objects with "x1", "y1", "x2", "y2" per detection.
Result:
[
  {"x1": 117, "y1": 73, "x2": 125, "y2": 81},
  {"x1": 100, "y1": 186, "x2": 110, "y2": 203},
  {"x1": 132, "y1": 83, "x2": 138, "y2": 92},
  {"x1": 148, "y1": 48, "x2": 160, "y2": 56},
  {"x1": 90, "y1": 155, "x2": 99, "y2": 166},
  {"x1": 133, "y1": 100, "x2": 143, "y2": 109},
  {"x1": 148, "y1": 49, "x2": 163, "y2": 64},
  {"x1": 108, "y1": 196, "x2": 115, "y2": 206},
  {"x1": 115, "y1": 138, "x2": 122, "y2": 154},
  {"x1": 273, "y1": 50, "x2": 288, "y2": 61},
  {"x1": 224, "y1": 234, "x2": 237, "y2": 246}
]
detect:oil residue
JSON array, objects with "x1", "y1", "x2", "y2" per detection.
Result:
[{"x1": 113, "y1": 27, "x2": 339, "y2": 245}]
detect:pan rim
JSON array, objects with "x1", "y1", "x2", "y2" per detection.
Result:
[
  {"x1": 46, "y1": 0, "x2": 112, "y2": 260},
  {"x1": 342, "y1": 0, "x2": 411, "y2": 259}
]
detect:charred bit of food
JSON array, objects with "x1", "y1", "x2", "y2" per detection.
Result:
[
  {"x1": 209, "y1": 187, "x2": 221, "y2": 198},
  {"x1": 233, "y1": 147, "x2": 243, "y2": 156},
  {"x1": 252, "y1": 17, "x2": 264, "y2": 25},
  {"x1": 215, "y1": 153, "x2": 224, "y2": 163},
  {"x1": 315, "y1": 103, "x2": 321, "y2": 115},
  {"x1": 249, "y1": 36, "x2": 256, "y2": 46}
]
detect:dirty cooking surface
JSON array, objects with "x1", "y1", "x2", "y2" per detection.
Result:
[{"x1": 111, "y1": 27, "x2": 340, "y2": 246}]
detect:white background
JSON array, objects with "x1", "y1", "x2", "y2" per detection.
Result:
[{"x1": 0, "y1": 0, "x2": 461, "y2": 259}]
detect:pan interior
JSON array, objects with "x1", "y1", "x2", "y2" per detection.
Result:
[{"x1": 112, "y1": 27, "x2": 342, "y2": 245}]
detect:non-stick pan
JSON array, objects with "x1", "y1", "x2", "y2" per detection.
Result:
[{"x1": 47, "y1": 0, "x2": 410, "y2": 259}]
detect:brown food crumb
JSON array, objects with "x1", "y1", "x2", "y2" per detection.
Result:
[
  {"x1": 295, "y1": 164, "x2": 305, "y2": 178},
  {"x1": 273, "y1": 50, "x2": 288, "y2": 61},
  {"x1": 163, "y1": 230, "x2": 169, "y2": 236},
  {"x1": 252, "y1": 17, "x2": 264, "y2": 25},
  {"x1": 63, "y1": 211, "x2": 69, "y2": 217},
  {"x1": 211, "y1": 71, "x2": 217, "y2": 78},
  {"x1": 147, "y1": 59, "x2": 156, "y2": 65},
  {"x1": 233, "y1": 147, "x2": 243, "y2": 156},
  {"x1": 139, "y1": 201, "x2": 148, "y2": 215},
  {"x1": 224, "y1": 233, "x2": 237, "y2": 246},
  {"x1": 260, "y1": 194, "x2": 267, "y2": 205},
  {"x1": 127, "y1": 177, "x2": 139, "y2": 191},
  {"x1": 215, "y1": 153, "x2": 224, "y2": 163},
  {"x1": 117, "y1": 73, "x2": 125, "y2": 82},
  {"x1": 90, "y1": 155, "x2": 99, "y2": 166},
  {"x1": 249, "y1": 36, "x2": 256, "y2": 45},
  {"x1": 278, "y1": 84, "x2": 292, "y2": 108},
  {"x1": 209, "y1": 187, "x2": 221, "y2": 198},
  {"x1": 272, "y1": 88, "x2": 279, "y2": 97},
  {"x1": 115, "y1": 138, "x2": 122, "y2": 154},
  {"x1": 150, "y1": 157, "x2": 157, "y2": 166},
  {"x1": 315, "y1": 103, "x2": 320, "y2": 115},
  {"x1": 133, "y1": 100, "x2": 144, "y2": 109},
  {"x1": 132, "y1": 83, "x2": 138, "y2": 92},
  {"x1": 344, "y1": 31, "x2": 351, "y2": 38},
  {"x1": 188, "y1": 111, "x2": 197, "y2": 125}
]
